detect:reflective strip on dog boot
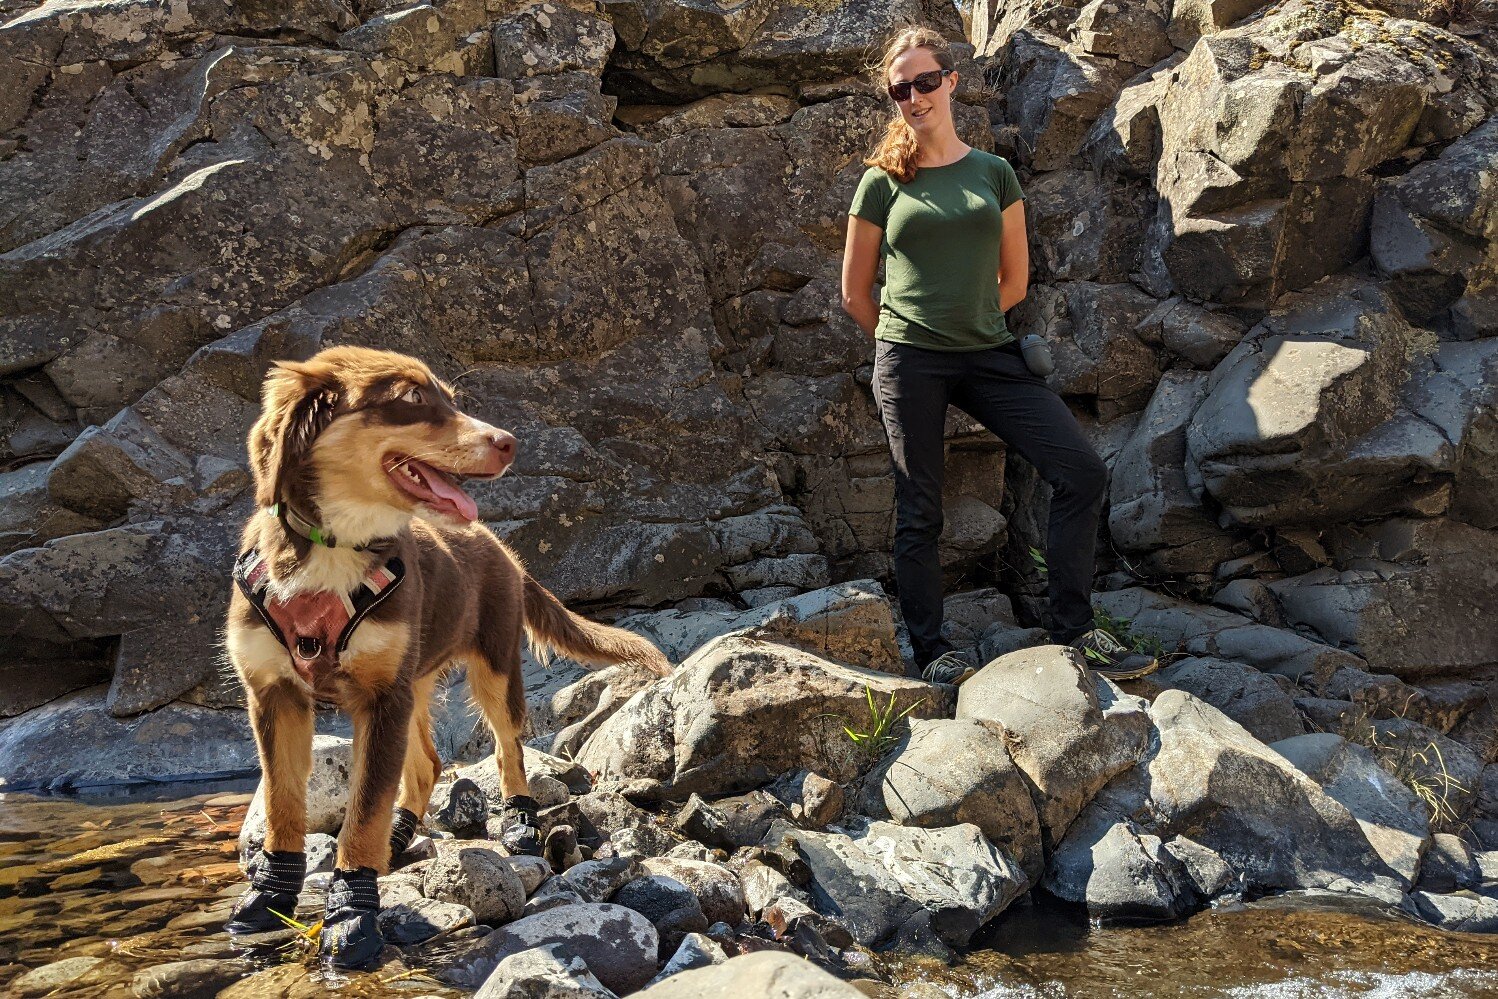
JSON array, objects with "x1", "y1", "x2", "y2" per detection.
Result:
[
  {"x1": 226, "y1": 849, "x2": 306, "y2": 935},
  {"x1": 389, "y1": 807, "x2": 420, "y2": 859},
  {"x1": 319, "y1": 867, "x2": 384, "y2": 969},
  {"x1": 499, "y1": 794, "x2": 543, "y2": 857}
]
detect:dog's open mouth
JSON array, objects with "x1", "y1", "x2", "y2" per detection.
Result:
[{"x1": 384, "y1": 456, "x2": 481, "y2": 522}]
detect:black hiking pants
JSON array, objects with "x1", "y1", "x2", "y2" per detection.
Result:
[{"x1": 872, "y1": 338, "x2": 1109, "y2": 669}]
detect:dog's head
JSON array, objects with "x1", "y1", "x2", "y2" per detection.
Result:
[{"x1": 248, "y1": 347, "x2": 515, "y2": 540}]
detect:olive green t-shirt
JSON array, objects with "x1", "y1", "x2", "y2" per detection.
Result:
[{"x1": 849, "y1": 149, "x2": 1026, "y2": 351}]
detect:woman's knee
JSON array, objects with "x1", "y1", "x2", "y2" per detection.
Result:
[{"x1": 1056, "y1": 450, "x2": 1109, "y2": 503}]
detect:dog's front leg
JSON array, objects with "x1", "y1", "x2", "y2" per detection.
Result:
[
  {"x1": 319, "y1": 685, "x2": 412, "y2": 968},
  {"x1": 227, "y1": 679, "x2": 314, "y2": 935}
]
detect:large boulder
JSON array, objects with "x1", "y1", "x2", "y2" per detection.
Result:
[
  {"x1": 1270, "y1": 733, "x2": 1432, "y2": 888},
  {"x1": 632, "y1": 952, "x2": 864, "y2": 998},
  {"x1": 1268, "y1": 518, "x2": 1498, "y2": 677},
  {"x1": 1186, "y1": 279, "x2": 1437, "y2": 528},
  {"x1": 1134, "y1": 657, "x2": 1305, "y2": 745},
  {"x1": 955, "y1": 646, "x2": 1152, "y2": 850},
  {"x1": 437, "y1": 903, "x2": 659, "y2": 994},
  {"x1": 575, "y1": 635, "x2": 943, "y2": 800},
  {"x1": 0, "y1": 685, "x2": 260, "y2": 792},
  {"x1": 859, "y1": 717, "x2": 1044, "y2": 882},
  {"x1": 617, "y1": 580, "x2": 905, "y2": 674},
  {"x1": 768, "y1": 818, "x2": 1028, "y2": 950},
  {"x1": 1109, "y1": 370, "x2": 1247, "y2": 573},
  {"x1": 1052, "y1": 691, "x2": 1397, "y2": 905}
]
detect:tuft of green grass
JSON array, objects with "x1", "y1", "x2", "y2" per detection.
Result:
[{"x1": 823, "y1": 685, "x2": 926, "y2": 758}]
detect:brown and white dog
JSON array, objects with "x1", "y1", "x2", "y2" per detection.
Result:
[{"x1": 223, "y1": 346, "x2": 670, "y2": 965}]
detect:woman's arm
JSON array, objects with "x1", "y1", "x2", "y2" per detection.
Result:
[
  {"x1": 998, "y1": 200, "x2": 1029, "y2": 312},
  {"x1": 841, "y1": 215, "x2": 884, "y2": 338}
]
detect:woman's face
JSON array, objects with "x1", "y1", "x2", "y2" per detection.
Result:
[{"x1": 887, "y1": 47, "x2": 957, "y2": 136}]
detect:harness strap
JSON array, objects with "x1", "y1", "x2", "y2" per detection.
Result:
[{"x1": 233, "y1": 548, "x2": 406, "y2": 666}]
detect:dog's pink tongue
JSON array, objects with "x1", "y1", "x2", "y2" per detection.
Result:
[{"x1": 415, "y1": 461, "x2": 478, "y2": 522}]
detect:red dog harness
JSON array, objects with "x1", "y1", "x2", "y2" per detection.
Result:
[{"x1": 233, "y1": 548, "x2": 405, "y2": 684}]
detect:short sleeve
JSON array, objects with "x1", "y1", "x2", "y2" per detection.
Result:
[
  {"x1": 996, "y1": 156, "x2": 1025, "y2": 210},
  {"x1": 849, "y1": 168, "x2": 892, "y2": 228}
]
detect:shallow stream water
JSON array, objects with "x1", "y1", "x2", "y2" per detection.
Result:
[{"x1": 4, "y1": 786, "x2": 1498, "y2": 998}]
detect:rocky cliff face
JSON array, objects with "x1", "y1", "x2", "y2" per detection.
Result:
[{"x1": 0, "y1": 0, "x2": 1495, "y2": 782}]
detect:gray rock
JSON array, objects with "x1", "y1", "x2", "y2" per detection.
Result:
[
  {"x1": 563, "y1": 858, "x2": 641, "y2": 903},
  {"x1": 46, "y1": 408, "x2": 193, "y2": 522},
  {"x1": 631, "y1": 951, "x2": 865, "y2": 998},
  {"x1": 475, "y1": 943, "x2": 619, "y2": 999},
  {"x1": 524, "y1": 877, "x2": 587, "y2": 916},
  {"x1": 11, "y1": 957, "x2": 104, "y2": 998},
  {"x1": 614, "y1": 874, "x2": 708, "y2": 956},
  {"x1": 1137, "y1": 657, "x2": 1305, "y2": 745},
  {"x1": 1418, "y1": 833, "x2": 1480, "y2": 893},
  {"x1": 423, "y1": 845, "x2": 527, "y2": 926},
  {"x1": 1163, "y1": 836, "x2": 1237, "y2": 899},
  {"x1": 736, "y1": 860, "x2": 808, "y2": 918},
  {"x1": 576, "y1": 635, "x2": 942, "y2": 800},
  {"x1": 438, "y1": 903, "x2": 659, "y2": 994},
  {"x1": 431, "y1": 777, "x2": 490, "y2": 837},
  {"x1": 0, "y1": 686, "x2": 259, "y2": 793},
  {"x1": 457, "y1": 747, "x2": 592, "y2": 801},
  {"x1": 130, "y1": 959, "x2": 241, "y2": 998},
  {"x1": 378, "y1": 895, "x2": 476, "y2": 946},
  {"x1": 860, "y1": 717, "x2": 1044, "y2": 882},
  {"x1": 1094, "y1": 588, "x2": 1364, "y2": 685},
  {"x1": 645, "y1": 932, "x2": 728, "y2": 987},
  {"x1": 771, "y1": 818, "x2": 1028, "y2": 949},
  {"x1": 767, "y1": 770, "x2": 845, "y2": 828},
  {"x1": 618, "y1": 580, "x2": 906, "y2": 675},
  {"x1": 675, "y1": 792, "x2": 787, "y2": 851},
  {"x1": 637, "y1": 857, "x2": 745, "y2": 928},
  {"x1": 1045, "y1": 814, "x2": 1197, "y2": 921},
  {"x1": 1411, "y1": 890, "x2": 1498, "y2": 932},
  {"x1": 956, "y1": 646, "x2": 1152, "y2": 850},
  {"x1": 1270, "y1": 733, "x2": 1431, "y2": 889},
  {"x1": 1057, "y1": 691, "x2": 1396, "y2": 900},
  {"x1": 106, "y1": 621, "x2": 223, "y2": 718},
  {"x1": 1109, "y1": 371, "x2": 1246, "y2": 573},
  {"x1": 1269, "y1": 519, "x2": 1498, "y2": 678}
]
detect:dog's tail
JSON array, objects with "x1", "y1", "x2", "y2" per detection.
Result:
[{"x1": 522, "y1": 575, "x2": 673, "y2": 676}]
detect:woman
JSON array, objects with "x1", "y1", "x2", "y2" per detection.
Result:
[{"x1": 840, "y1": 25, "x2": 1157, "y2": 684}]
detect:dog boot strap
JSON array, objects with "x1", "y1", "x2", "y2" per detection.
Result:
[
  {"x1": 320, "y1": 866, "x2": 384, "y2": 969},
  {"x1": 226, "y1": 849, "x2": 306, "y2": 935},
  {"x1": 389, "y1": 807, "x2": 420, "y2": 858}
]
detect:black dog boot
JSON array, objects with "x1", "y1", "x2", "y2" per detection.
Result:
[
  {"x1": 499, "y1": 794, "x2": 543, "y2": 857},
  {"x1": 319, "y1": 866, "x2": 384, "y2": 969},
  {"x1": 389, "y1": 807, "x2": 420, "y2": 860},
  {"x1": 226, "y1": 849, "x2": 306, "y2": 934}
]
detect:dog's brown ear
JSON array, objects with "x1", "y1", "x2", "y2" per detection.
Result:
[{"x1": 248, "y1": 360, "x2": 343, "y2": 508}]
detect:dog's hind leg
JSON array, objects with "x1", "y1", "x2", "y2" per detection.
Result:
[
  {"x1": 226, "y1": 680, "x2": 314, "y2": 935},
  {"x1": 467, "y1": 627, "x2": 542, "y2": 855},
  {"x1": 389, "y1": 672, "x2": 442, "y2": 860}
]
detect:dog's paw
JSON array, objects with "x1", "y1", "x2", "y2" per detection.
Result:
[
  {"x1": 319, "y1": 867, "x2": 385, "y2": 969},
  {"x1": 499, "y1": 794, "x2": 543, "y2": 857},
  {"x1": 226, "y1": 849, "x2": 306, "y2": 935}
]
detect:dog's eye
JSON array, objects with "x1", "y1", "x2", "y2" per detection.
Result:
[{"x1": 402, "y1": 386, "x2": 424, "y2": 405}]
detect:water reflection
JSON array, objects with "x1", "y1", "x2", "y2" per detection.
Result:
[{"x1": 4, "y1": 787, "x2": 1497, "y2": 998}]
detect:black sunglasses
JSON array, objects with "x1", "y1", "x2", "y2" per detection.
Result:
[{"x1": 888, "y1": 68, "x2": 952, "y2": 103}]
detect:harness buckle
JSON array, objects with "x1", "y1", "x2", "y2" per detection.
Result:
[{"x1": 296, "y1": 636, "x2": 323, "y2": 661}]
